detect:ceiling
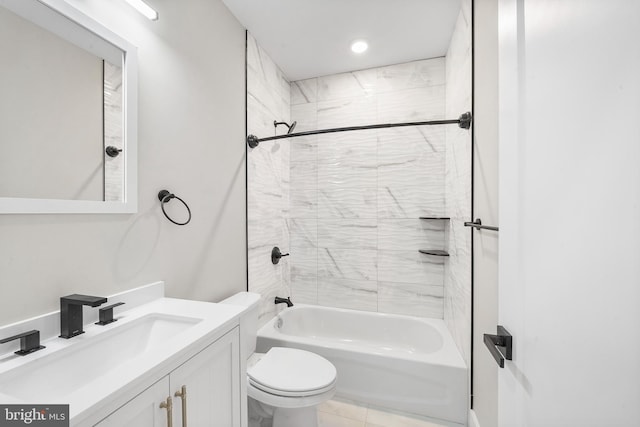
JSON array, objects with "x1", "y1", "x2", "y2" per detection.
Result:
[{"x1": 222, "y1": 0, "x2": 462, "y2": 81}]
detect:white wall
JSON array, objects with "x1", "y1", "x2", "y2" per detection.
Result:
[
  {"x1": 288, "y1": 59, "x2": 449, "y2": 317},
  {"x1": 498, "y1": 0, "x2": 640, "y2": 425},
  {"x1": 472, "y1": 0, "x2": 499, "y2": 426},
  {"x1": 0, "y1": 0, "x2": 247, "y2": 326},
  {"x1": 246, "y1": 33, "x2": 292, "y2": 326}
]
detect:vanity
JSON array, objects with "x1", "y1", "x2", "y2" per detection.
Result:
[
  {"x1": 0, "y1": 1, "x2": 248, "y2": 423},
  {"x1": 0, "y1": 0, "x2": 247, "y2": 424},
  {"x1": 0, "y1": 283, "x2": 246, "y2": 426},
  {"x1": 96, "y1": 328, "x2": 239, "y2": 427}
]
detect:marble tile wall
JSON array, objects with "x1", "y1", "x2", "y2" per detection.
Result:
[
  {"x1": 444, "y1": 0, "x2": 473, "y2": 367},
  {"x1": 104, "y1": 61, "x2": 124, "y2": 202},
  {"x1": 246, "y1": 33, "x2": 292, "y2": 326},
  {"x1": 289, "y1": 58, "x2": 448, "y2": 318}
]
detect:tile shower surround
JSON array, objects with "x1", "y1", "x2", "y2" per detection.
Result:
[
  {"x1": 246, "y1": 34, "x2": 291, "y2": 326},
  {"x1": 104, "y1": 61, "x2": 124, "y2": 202},
  {"x1": 444, "y1": 0, "x2": 473, "y2": 367},
  {"x1": 288, "y1": 58, "x2": 452, "y2": 319},
  {"x1": 247, "y1": 34, "x2": 471, "y2": 352}
]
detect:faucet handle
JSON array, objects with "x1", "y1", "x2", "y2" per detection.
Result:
[
  {"x1": 271, "y1": 246, "x2": 290, "y2": 264},
  {"x1": 0, "y1": 330, "x2": 45, "y2": 356},
  {"x1": 96, "y1": 302, "x2": 125, "y2": 325}
]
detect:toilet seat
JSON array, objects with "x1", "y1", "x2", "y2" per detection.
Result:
[
  {"x1": 249, "y1": 377, "x2": 336, "y2": 397},
  {"x1": 248, "y1": 381, "x2": 336, "y2": 410},
  {"x1": 248, "y1": 347, "x2": 337, "y2": 397}
]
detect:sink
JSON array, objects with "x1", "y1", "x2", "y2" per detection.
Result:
[
  {"x1": 0, "y1": 292, "x2": 245, "y2": 425},
  {"x1": 0, "y1": 313, "x2": 200, "y2": 401}
]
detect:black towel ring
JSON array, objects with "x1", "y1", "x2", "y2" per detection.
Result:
[{"x1": 158, "y1": 190, "x2": 191, "y2": 226}]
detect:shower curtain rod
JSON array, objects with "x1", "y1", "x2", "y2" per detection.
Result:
[{"x1": 247, "y1": 111, "x2": 472, "y2": 148}]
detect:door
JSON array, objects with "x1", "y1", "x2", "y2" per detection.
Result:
[
  {"x1": 95, "y1": 377, "x2": 170, "y2": 427},
  {"x1": 498, "y1": 0, "x2": 640, "y2": 426},
  {"x1": 170, "y1": 328, "x2": 241, "y2": 427}
]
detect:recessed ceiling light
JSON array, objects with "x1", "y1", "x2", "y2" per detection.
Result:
[{"x1": 351, "y1": 40, "x2": 368, "y2": 54}]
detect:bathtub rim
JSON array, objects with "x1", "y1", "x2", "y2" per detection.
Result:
[{"x1": 258, "y1": 304, "x2": 467, "y2": 370}]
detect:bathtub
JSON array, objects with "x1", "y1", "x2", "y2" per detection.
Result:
[{"x1": 257, "y1": 304, "x2": 467, "y2": 425}]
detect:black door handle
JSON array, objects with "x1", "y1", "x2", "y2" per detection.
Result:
[{"x1": 483, "y1": 325, "x2": 512, "y2": 368}]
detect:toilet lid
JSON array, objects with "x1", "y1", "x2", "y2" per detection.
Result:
[{"x1": 247, "y1": 347, "x2": 337, "y2": 394}]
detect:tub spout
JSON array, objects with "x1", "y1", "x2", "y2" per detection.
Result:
[{"x1": 274, "y1": 296, "x2": 293, "y2": 307}]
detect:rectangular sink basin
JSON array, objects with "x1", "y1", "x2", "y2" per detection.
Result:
[{"x1": 0, "y1": 313, "x2": 200, "y2": 401}]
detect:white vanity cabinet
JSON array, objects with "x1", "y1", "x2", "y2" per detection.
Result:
[
  {"x1": 95, "y1": 327, "x2": 240, "y2": 427},
  {"x1": 94, "y1": 377, "x2": 169, "y2": 427}
]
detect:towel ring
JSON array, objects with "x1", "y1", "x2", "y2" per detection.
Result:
[{"x1": 158, "y1": 190, "x2": 191, "y2": 226}]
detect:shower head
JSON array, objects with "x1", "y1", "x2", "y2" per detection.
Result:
[{"x1": 274, "y1": 120, "x2": 297, "y2": 135}]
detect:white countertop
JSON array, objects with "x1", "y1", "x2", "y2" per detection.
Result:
[{"x1": 0, "y1": 284, "x2": 245, "y2": 426}]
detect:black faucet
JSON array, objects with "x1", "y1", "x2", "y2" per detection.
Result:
[
  {"x1": 96, "y1": 302, "x2": 126, "y2": 325},
  {"x1": 0, "y1": 330, "x2": 45, "y2": 356},
  {"x1": 274, "y1": 296, "x2": 293, "y2": 307},
  {"x1": 59, "y1": 294, "x2": 107, "y2": 338}
]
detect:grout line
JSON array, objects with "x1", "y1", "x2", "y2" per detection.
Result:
[{"x1": 375, "y1": 75, "x2": 380, "y2": 314}]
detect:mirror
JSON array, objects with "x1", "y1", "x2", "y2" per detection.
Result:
[{"x1": 0, "y1": 0, "x2": 137, "y2": 213}]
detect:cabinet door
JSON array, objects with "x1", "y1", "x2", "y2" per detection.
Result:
[
  {"x1": 170, "y1": 328, "x2": 240, "y2": 427},
  {"x1": 95, "y1": 377, "x2": 170, "y2": 427}
]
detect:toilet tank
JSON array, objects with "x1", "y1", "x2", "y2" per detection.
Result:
[{"x1": 219, "y1": 292, "x2": 261, "y2": 359}]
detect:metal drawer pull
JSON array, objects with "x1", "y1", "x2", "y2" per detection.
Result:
[
  {"x1": 174, "y1": 385, "x2": 188, "y2": 427},
  {"x1": 483, "y1": 325, "x2": 512, "y2": 368},
  {"x1": 159, "y1": 396, "x2": 173, "y2": 427}
]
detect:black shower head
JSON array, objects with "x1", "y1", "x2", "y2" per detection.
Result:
[{"x1": 274, "y1": 120, "x2": 297, "y2": 135}]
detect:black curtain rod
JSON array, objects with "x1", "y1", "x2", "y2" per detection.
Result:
[{"x1": 247, "y1": 111, "x2": 472, "y2": 148}]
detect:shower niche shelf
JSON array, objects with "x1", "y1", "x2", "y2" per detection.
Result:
[
  {"x1": 419, "y1": 249, "x2": 450, "y2": 257},
  {"x1": 418, "y1": 217, "x2": 449, "y2": 257}
]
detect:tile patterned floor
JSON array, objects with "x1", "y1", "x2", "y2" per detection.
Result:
[{"x1": 317, "y1": 398, "x2": 461, "y2": 427}]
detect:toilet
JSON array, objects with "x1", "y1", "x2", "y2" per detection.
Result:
[{"x1": 221, "y1": 292, "x2": 337, "y2": 427}]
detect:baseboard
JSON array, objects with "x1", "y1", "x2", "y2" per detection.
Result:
[{"x1": 469, "y1": 409, "x2": 481, "y2": 427}]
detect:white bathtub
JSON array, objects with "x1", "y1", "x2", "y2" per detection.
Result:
[{"x1": 257, "y1": 304, "x2": 468, "y2": 425}]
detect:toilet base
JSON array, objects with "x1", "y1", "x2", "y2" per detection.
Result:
[
  {"x1": 273, "y1": 406, "x2": 318, "y2": 427},
  {"x1": 248, "y1": 397, "x2": 318, "y2": 427}
]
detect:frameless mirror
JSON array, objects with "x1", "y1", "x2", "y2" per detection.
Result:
[{"x1": 0, "y1": 0, "x2": 137, "y2": 213}]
